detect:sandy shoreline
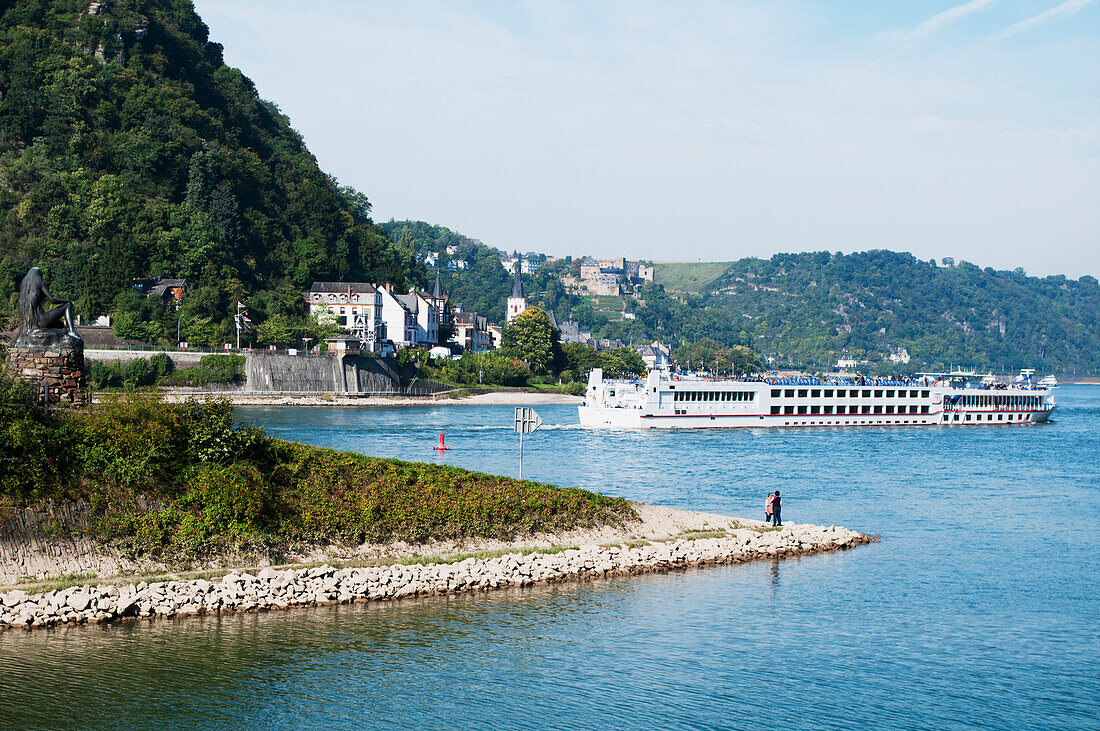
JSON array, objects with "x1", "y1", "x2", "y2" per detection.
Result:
[
  {"x1": 0, "y1": 504, "x2": 877, "y2": 631},
  {"x1": 154, "y1": 390, "x2": 583, "y2": 406}
]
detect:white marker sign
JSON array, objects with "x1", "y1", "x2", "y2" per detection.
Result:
[
  {"x1": 514, "y1": 407, "x2": 543, "y2": 434},
  {"x1": 513, "y1": 407, "x2": 543, "y2": 479}
]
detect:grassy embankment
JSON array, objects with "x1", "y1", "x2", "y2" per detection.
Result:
[{"x1": 0, "y1": 373, "x2": 635, "y2": 564}]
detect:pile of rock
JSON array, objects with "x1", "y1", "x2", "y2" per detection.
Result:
[{"x1": 0, "y1": 524, "x2": 876, "y2": 631}]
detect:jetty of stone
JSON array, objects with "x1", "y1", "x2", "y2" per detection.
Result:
[{"x1": 0, "y1": 524, "x2": 876, "y2": 631}]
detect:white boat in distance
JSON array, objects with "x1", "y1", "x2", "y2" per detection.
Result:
[{"x1": 579, "y1": 368, "x2": 1056, "y2": 429}]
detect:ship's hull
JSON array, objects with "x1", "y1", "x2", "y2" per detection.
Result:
[{"x1": 578, "y1": 405, "x2": 1055, "y2": 429}]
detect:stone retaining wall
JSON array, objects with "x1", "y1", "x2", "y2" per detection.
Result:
[
  {"x1": 0, "y1": 501, "x2": 157, "y2": 585},
  {"x1": 0, "y1": 525, "x2": 877, "y2": 631},
  {"x1": 6, "y1": 342, "x2": 87, "y2": 408}
]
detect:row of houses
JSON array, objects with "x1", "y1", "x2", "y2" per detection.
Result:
[
  {"x1": 303, "y1": 279, "x2": 447, "y2": 354},
  {"x1": 305, "y1": 265, "x2": 532, "y2": 355},
  {"x1": 499, "y1": 250, "x2": 543, "y2": 275},
  {"x1": 305, "y1": 266, "x2": 672, "y2": 370}
]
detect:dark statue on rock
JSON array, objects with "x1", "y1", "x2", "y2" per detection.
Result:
[{"x1": 14, "y1": 267, "x2": 83, "y2": 348}]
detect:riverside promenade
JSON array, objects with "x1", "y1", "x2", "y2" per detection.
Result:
[{"x1": 0, "y1": 507, "x2": 875, "y2": 631}]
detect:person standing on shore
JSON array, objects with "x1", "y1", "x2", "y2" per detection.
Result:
[
  {"x1": 764, "y1": 492, "x2": 774, "y2": 523},
  {"x1": 771, "y1": 491, "x2": 782, "y2": 526}
]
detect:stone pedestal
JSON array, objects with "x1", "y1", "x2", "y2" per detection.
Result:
[{"x1": 6, "y1": 341, "x2": 87, "y2": 409}]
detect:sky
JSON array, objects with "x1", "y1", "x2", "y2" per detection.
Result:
[{"x1": 191, "y1": 0, "x2": 1099, "y2": 277}]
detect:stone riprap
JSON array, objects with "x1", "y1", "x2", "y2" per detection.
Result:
[{"x1": 0, "y1": 524, "x2": 875, "y2": 631}]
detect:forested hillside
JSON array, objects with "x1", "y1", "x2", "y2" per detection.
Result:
[
  {"x1": 702, "y1": 251, "x2": 1100, "y2": 374},
  {"x1": 380, "y1": 220, "x2": 518, "y2": 322},
  {"x1": 570, "y1": 251, "x2": 1100, "y2": 375},
  {"x1": 0, "y1": 0, "x2": 418, "y2": 340},
  {"x1": 381, "y1": 216, "x2": 1100, "y2": 375}
]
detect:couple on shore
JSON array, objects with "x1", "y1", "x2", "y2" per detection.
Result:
[{"x1": 764, "y1": 491, "x2": 782, "y2": 526}]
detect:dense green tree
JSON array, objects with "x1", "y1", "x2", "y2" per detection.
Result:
[
  {"x1": 254, "y1": 314, "x2": 294, "y2": 347},
  {"x1": 501, "y1": 307, "x2": 559, "y2": 374},
  {"x1": 598, "y1": 347, "x2": 647, "y2": 378},
  {"x1": 673, "y1": 339, "x2": 762, "y2": 375}
]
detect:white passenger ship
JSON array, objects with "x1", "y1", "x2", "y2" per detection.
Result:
[{"x1": 579, "y1": 368, "x2": 1056, "y2": 429}]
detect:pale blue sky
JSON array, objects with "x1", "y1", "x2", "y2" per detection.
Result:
[{"x1": 192, "y1": 1, "x2": 1099, "y2": 277}]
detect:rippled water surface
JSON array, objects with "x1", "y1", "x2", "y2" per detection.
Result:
[{"x1": 3, "y1": 387, "x2": 1098, "y2": 729}]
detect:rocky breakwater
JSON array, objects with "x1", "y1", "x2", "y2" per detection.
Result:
[{"x1": 0, "y1": 523, "x2": 876, "y2": 631}]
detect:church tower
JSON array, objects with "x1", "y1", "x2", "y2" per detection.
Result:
[{"x1": 506, "y1": 260, "x2": 526, "y2": 324}]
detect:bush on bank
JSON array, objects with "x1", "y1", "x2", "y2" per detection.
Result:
[
  {"x1": 89, "y1": 353, "x2": 244, "y2": 390},
  {"x1": 0, "y1": 372, "x2": 635, "y2": 558}
]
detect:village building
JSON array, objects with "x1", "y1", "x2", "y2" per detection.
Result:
[
  {"x1": 133, "y1": 278, "x2": 189, "y2": 309},
  {"x1": 304, "y1": 280, "x2": 443, "y2": 351},
  {"x1": 451, "y1": 310, "x2": 492, "y2": 353},
  {"x1": 558, "y1": 320, "x2": 591, "y2": 345},
  {"x1": 636, "y1": 341, "x2": 671, "y2": 370}
]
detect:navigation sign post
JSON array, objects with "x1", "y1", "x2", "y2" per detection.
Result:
[{"x1": 513, "y1": 407, "x2": 543, "y2": 480}]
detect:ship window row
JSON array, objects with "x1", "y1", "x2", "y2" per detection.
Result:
[
  {"x1": 673, "y1": 391, "x2": 756, "y2": 402},
  {"x1": 772, "y1": 404, "x2": 931, "y2": 415},
  {"x1": 771, "y1": 388, "x2": 930, "y2": 399},
  {"x1": 957, "y1": 394, "x2": 1041, "y2": 409},
  {"x1": 946, "y1": 413, "x2": 1030, "y2": 422}
]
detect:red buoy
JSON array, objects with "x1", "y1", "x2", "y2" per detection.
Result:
[{"x1": 434, "y1": 432, "x2": 448, "y2": 451}]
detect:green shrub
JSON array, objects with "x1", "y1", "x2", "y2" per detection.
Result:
[
  {"x1": 87, "y1": 360, "x2": 122, "y2": 389},
  {"x1": 161, "y1": 354, "x2": 244, "y2": 386},
  {"x1": 121, "y1": 358, "x2": 152, "y2": 388},
  {"x1": 148, "y1": 352, "x2": 174, "y2": 380},
  {"x1": 0, "y1": 374, "x2": 73, "y2": 500},
  {"x1": 182, "y1": 462, "x2": 266, "y2": 536}
]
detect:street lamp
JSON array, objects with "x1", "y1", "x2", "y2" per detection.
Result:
[
  {"x1": 177, "y1": 314, "x2": 186, "y2": 348},
  {"x1": 303, "y1": 337, "x2": 312, "y2": 355}
]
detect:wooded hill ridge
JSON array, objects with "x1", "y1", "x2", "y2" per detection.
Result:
[
  {"x1": 702, "y1": 251, "x2": 1100, "y2": 374},
  {"x1": 393, "y1": 219, "x2": 1099, "y2": 374},
  {"x1": 0, "y1": 0, "x2": 419, "y2": 334}
]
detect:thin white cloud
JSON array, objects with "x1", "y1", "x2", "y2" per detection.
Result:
[
  {"x1": 874, "y1": 0, "x2": 997, "y2": 63},
  {"x1": 990, "y1": 0, "x2": 1099, "y2": 41}
]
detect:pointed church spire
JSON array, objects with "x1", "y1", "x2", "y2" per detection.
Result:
[
  {"x1": 511, "y1": 260, "x2": 524, "y2": 299},
  {"x1": 433, "y1": 270, "x2": 443, "y2": 299}
]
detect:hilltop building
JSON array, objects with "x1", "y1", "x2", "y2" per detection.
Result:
[
  {"x1": 500, "y1": 250, "x2": 541, "y2": 275},
  {"x1": 889, "y1": 348, "x2": 911, "y2": 365},
  {"x1": 575, "y1": 257, "x2": 654, "y2": 296}
]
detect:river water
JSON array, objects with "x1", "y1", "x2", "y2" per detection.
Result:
[{"x1": 2, "y1": 387, "x2": 1098, "y2": 729}]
